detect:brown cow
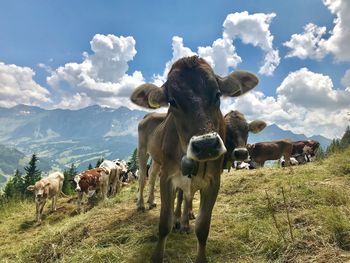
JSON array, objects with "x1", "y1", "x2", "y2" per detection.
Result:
[
  {"x1": 292, "y1": 140, "x2": 320, "y2": 161},
  {"x1": 73, "y1": 167, "x2": 109, "y2": 212},
  {"x1": 247, "y1": 139, "x2": 293, "y2": 167},
  {"x1": 131, "y1": 56, "x2": 259, "y2": 263},
  {"x1": 27, "y1": 171, "x2": 64, "y2": 223},
  {"x1": 223, "y1": 110, "x2": 266, "y2": 170}
]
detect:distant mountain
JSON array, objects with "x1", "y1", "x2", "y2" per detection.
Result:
[
  {"x1": 0, "y1": 104, "x2": 332, "y2": 188},
  {"x1": 0, "y1": 104, "x2": 148, "y2": 175},
  {"x1": 248, "y1": 124, "x2": 331, "y2": 149}
]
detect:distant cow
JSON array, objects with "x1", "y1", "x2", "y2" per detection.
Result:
[
  {"x1": 99, "y1": 160, "x2": 121, "y2": 196},
  {"x1": 27, "y1": 171, "x2": 64, "y2": 223},
  {"x1": 292, "y1": 140, "x2": 320, "y2": 161},
  {"x1": 131, "y1": 56, "x2": 259, "y2": 262},
  {"x1": 73, "y1": 168, "x2": 109, "y2": 212},
  {"x1": 224, "y1": 110, "x2": 266, "y2": 171},
  {"x1": 247, "y1": 140, "x2": 293, "y2": 167}
]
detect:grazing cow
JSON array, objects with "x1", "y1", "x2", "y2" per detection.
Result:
[
  {"x1": 224, "y1": 110, "x2": 266, "y2": 171},
  {"x1": 73, "y1": 168, "x2": 109, "y2": 212},
  {"x1": 27, "y1": 171, "x2": 64, "y2": 223},
  {"x1": 247, "y1": 140, "x2": 293, "y2": 167},
  {"x1": 131, "y1": 56, "x2": 259, "y2": 263},
  {"x1": 99, "y1": 160, "x2": 121, "y2": 196},
  {"x1": 292, "y1": 140, "x2": 320, "y2": 161}
]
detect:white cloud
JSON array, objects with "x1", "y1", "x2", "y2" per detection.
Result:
[
  {"x1": 47, "y1": 34, "x2": 144, "y2": 109},
  {"x1": 341, "y1": 69, "x2": 350, "y2": 89},
  {"x1": 221, "y1": 68, "x2": 350, "y2": 139},
  {"x1": 223, "y1": 11, "x2": 280, "y2": 75},
  {"x1": 284, "y1": 0, "x2": 350, "y2": 62},
  {"x1": 0, "y1": 62, "x2": 51, "y2": 107},
  {"x1": 283, "y1": 23, "x2": 327, "y2": 60}
]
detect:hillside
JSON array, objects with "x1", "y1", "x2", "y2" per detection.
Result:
[
  {"x1": 0, "y1": 105, "x2": 331, "y2": 186},
  {"x1": 1, "y1": 148, "x2": 350, "y2": 262}
]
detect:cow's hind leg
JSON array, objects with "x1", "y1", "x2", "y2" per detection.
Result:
[
  {"x1": 195, "y1": 176, "x2": 220, "y2": 263},
  {"x1": 151, "y1": 176, "x2": 175, "y2": 263},
  {"x1": 137, "y1": 149, "x2": 149, "y2": 212},
  {"x1": 147, "y1": 162, "x2": 160, "y2": 209}
]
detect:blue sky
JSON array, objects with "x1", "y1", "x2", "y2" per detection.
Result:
[{"x1": 0, "y1": 0, "x2": 349, "y2": 138}]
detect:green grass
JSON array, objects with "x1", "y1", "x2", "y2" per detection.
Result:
[{"x1": 1, "y1": 148, "x2": 350, "y2": 262}]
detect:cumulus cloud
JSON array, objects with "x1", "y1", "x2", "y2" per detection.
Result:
[
  {"x1": 0, "y1": 62, "x2": 51, "y2": 107},
  {"x1": 221, "y1": 68, "x2": 350, "y2": 139},
  {"x1": 223, "y1": 11, "x2": 280, "y2": 75},
  {"x1": 283, "y1": 23, "x2": 327, "y2": 60},
  {"x1": 47, "y1": 34, "x2": 144, "y2": 109},
  {"x1": 154, "y1": 11, "x2": 280, "y2": 83},
  {"x1": 341, "y1": 69, "x2": 350, "y2": 89},
  {"x1": 284, "y1": 0, "x2": 350, "y2": 62}
]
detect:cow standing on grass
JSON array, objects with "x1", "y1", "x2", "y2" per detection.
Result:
[
  {"x1": 73, "y1": 167, "x2": 109, "y2": 212},
  {"x1": 247, "y1": 140, "x2": 293, "y2": 167},
  {"x1": 99, "y1": 160, "x2": 121, "y2": 196},
  {"x1": 27, "y1": 171, "x2": 64, "y2": 223},
  {"x1": 131, "y1": 56, "x2": 259, "y2": 263}
]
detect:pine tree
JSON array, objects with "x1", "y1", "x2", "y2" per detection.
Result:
[
  {"x1": 3, "y1": 178, "x2": 15, "y2": 199},
  {"x1": 128, "y1": 148, "x2": 139, "y2": 172},
  {"x1": 3, "y1": 169, "x2": 24, "y2": 199},
  {"x1": 62, "y1": 163, "x2": 77, "y2": 195},
  {"x1": 12, "y1": 169, "x2": 24, "y2": 196},
  {"x1": 23, "y1": 154, "x2": 42, "y2": 197},
  {"x1": 88, "y1": 163, "x2": 93, "y2": 170},
  {"x1": 95, "y1": 157, "x2": 104, "y2": 168},
  {"x1": 340, "y1": 126, "x2": 350, "y2": 149}
]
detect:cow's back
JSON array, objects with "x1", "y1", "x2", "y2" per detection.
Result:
[{"x1": 250, "y1": 140, "x2": 292, "y2": 162}]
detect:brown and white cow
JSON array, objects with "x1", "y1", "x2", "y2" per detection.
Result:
[
  {"x1": 247, "y1": 139, "x2": 293, "y2": 167},
  {"x1": 131, "y1": 56, "x2": 259, "y2": 263},
  {"x1": 27, "y1": 171, "x2": 64, "y2": 223},
  {"x1": 223, "y1": 110, "x2": 266, "y2": 171},
  {"x1": 73, "y1": 167, "x2": 109, "y2": 212},
  {"x1": 99, "y1": 160, "x2": 121, "y2": 196},
  {"x1": 292, "y1": 140, "x2": 320, "y2": 161}
]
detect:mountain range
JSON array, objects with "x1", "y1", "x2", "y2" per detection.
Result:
[{"x1": 0, "y1": 105, "x2": 332, "y2": 186}]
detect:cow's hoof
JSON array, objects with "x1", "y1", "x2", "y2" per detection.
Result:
[
  {"x1": 148, "y1": 203, "x2": 157, "y2": 210},
  {"x1": 189, "y1": 212, "x2": 196, "y2": 220},
  {"x1": 137, "y1": 206, "x2": 146, "y2": 212},
  {"x1": 180, "y1": 226, "x2": 191, "y2": 234}
]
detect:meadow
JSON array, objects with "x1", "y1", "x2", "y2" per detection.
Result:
[{"x1": 1, "y1": 148, "x2": 350, "y2": 263}]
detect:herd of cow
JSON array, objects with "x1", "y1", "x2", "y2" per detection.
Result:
[{"x1": 27, "y1": 56, "x2": 320, "y2": 263}]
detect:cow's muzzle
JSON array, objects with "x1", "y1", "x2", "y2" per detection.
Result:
[
  {"x1": 187, "y1": 132, "x2": 226, "y2": 161},
  {"x1": 232, "y1": 147, "x2": 249, "y2": 161}
]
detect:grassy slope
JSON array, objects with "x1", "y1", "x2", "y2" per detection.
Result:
[{"x1": 1, "y1": 148, "x2": 350, "y2": 263}]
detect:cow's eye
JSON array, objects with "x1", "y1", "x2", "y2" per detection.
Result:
[{"x1": 169, "y1": 99, "x2": 177, "y2": 108}]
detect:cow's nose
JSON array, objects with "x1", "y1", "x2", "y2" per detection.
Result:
[
  {"x1": 36, "y1": 194, "x2": 42, "y2": 198},
  {"x1": 187, "y1": 132, "x2": 226, "y2": 161},
  {"x1": 232, "y1": 148, "x2": 249, "y2": 161},
  {"x1": 75, "y1": 188, "x2": 81, "y2": 192}
]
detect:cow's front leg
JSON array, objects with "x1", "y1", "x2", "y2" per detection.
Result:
[
  {"x1": 77, "y1": 192, "x2": 84, "y2": 213},
  {"x1": 151, "y1": 175, "x2": 176, "y2": 263},
  {"x1": 147, "y1": 162, "x2": 160, "y2": 209},
  {"x1": 51, "y1": 196, "x2": 57, "y2": 211},
  {"x1": 38, "y1": 200, "x2": 46, "y2": 223},
  {"x1": 195, "y1": 176, "x2": 220, "y2": 263}
]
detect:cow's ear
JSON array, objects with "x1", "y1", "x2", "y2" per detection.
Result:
[
  {"x1": 217, "y1": 70, "x2": 259, "y2": 97},
  {"x1": 45, "y1": 182, "x2": 50, "y2": 187},
  {"x1": 27, "y1": 185, "x2": 35, "y2": 191},
  {"x1": 130, "y1": 83, "x2": 168, "y2": 109},
  {"x1": 248, "y1": 120, "x2": 266, "y2": 134}
]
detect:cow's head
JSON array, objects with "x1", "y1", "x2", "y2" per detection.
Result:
[
  {"x1": 73, "y1": 174, "x2": 82, "y2": 192},
  {"x1": 131, "y1": 56, "x2": 259, "y2": 162},
  {"x1": 27, "y1": 181, "x2": 50, "y2": 202},
  {"x1": 225, "y1": 111, "x2": 266, "y2": 161}
]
